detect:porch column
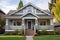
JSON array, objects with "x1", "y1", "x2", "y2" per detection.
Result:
[
  {"x1": 5, "y1": 19, "x2": 9, "y2": 30},
  {"x1": 34, "y1": 18, "x2": 38, "y2": 33},
  {"x1": 50, "y1": 19, "x2": 53, "y2": 25},
  {"x1": 22, "y1": 18, "x2": 25, "y2": 35},
  {"x1": 35, "y1": 18, "x2": 38, "y2": 25},
  {"x1": 22, "y1": 18, "x2": 24, "y2": 25}
]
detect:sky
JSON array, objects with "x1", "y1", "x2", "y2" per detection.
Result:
[{"x1": 0, "y1": 0, "x2": 50, "y2": 14}]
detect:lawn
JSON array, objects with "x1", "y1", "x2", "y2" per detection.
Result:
[
  {"x1": 0, "y1": 35, "x2": 26, "y2": 40},
  {"x1": 34, "y1": 35, "x2": 60, "y2": 40}
]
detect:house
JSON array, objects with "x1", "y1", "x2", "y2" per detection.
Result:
[
  {"x1": 0, "y1": 9, "x2": 5, "y2": 19},
  {"x1": 0, "y1": 9, "x2": 5, "y2": 34},
  {"x1": 5, "y1": 3, "x2": 54, "y2": 34}
]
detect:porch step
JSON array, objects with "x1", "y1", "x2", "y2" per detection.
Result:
[{"x1": 25, "y1": 29, "x2": 37, "y2": 36}]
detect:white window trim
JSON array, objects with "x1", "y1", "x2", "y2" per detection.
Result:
[
  {"x1": 26, "y1": 7, "x2": 33, "y2": 13},
  {"x1": 12, "y1": 20, "x2": 21, "y2": 26}
]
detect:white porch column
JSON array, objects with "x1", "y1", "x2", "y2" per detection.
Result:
[
  {"x1": 34, "y1": 18, "x2": 38, "y2": 33},
  {"x1": 6, "y1": 19, "x2": 8, "y2": 26},
  {"x1": 35, "y1": 18, "x2": 38, "y2": 25},
  {"x1": 22, "y1": 18, "x2": 25, "y2": 35},
  {"x1": 22, "y1": 18, "x2": 24, "y2": 25},
  {"x1": 50, "y1": 19, "x2": 53, "y2": 25},
  {"x1": 5, "y1": 19, "x2": 8, "y2": 30}
]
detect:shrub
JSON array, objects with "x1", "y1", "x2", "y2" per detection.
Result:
[
  {"x1": 47, "y1": 31, "x2": 54, "y2": 35},
  {"x1": 40, "y1": 29, "x2": 47, "y2": 35},
  {"x1": 15, "y1": 29, "x2": 24, "y2": 35},
  {"x1": 54, "y1": 28, "x2": 60, "y2": 35},
  {"x1": 4, "y1": 31, "x2": 16, "y2": 35},
  {"x1": 4, "y1": 29, "x2": 24, "y2": 35}
]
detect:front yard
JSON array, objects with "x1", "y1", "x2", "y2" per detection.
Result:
[
  {"x1": 34, "y1": 35, "x2": 60, "y2": 40},
  {"x1": 0, "y1": 35, "x2": 26, "y2": 40}
]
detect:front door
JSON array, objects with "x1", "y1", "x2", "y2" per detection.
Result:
[{"x1": 27, "y1": 20, "x2": 31, "y2": 29}]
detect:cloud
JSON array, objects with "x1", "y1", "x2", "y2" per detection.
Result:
[
  {"x1": 0, "y1": 0, "x2": 50, "y2": 14},
  {"x1": 0, "y1": 0, "x2": 17, "y2": 14},
  {"x1": 25, "y1": 0, "x2": 32, "y2": 2},
  {"x1": 34, "y1": 0, "x2": 49, "y2": 9}
]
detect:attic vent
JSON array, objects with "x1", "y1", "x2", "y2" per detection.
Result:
[{"x1": 27, "y1": 7, "x2": 32, "y2": 13}]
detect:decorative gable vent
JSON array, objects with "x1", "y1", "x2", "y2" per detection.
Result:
[{"x1": 27, "y1": 7, "x2": 33, "y2": 13}]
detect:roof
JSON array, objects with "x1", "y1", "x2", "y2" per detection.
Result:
[
  {"x1": 6, "y1": 2, "x2": 53, "y2": 19},
  {"x1": 0, "y1": 9, "x2": 5, "y2": 15},
  {"x1": 7, "y1": 10, "x2": 16, "y2": 15},
  {"x1": 8, "y1": 2, "x2": 51, "y2": 16}
]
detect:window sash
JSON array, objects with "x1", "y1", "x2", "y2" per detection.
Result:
[
  {"x1": 39, "y1": 20, "x2": 47, "y2": 26},
  {"x1": 12, "y1": 20, "x2": 21, "y2": 26}
]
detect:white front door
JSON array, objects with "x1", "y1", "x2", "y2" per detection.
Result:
[{"x1": 27, "y1": 20, "x2": 32, "y2": 29}]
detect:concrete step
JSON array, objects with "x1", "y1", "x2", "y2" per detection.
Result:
[{"x1": 25, "y1": 29, "x2": 36, "y2": 36}]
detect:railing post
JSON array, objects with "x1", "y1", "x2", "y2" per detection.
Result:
[{"x1": 5, "y1": 19, "x2": 9, "y2": 30}]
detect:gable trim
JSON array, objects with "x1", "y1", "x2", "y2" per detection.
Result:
[
  {"x1": 20, "y1": 13, "x2": 39, "y2": 18},
  {"x1": 9, "y1": 2, "x2": 51, "y2": 16}
]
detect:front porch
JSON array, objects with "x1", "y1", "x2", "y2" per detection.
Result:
[{"x1": 5, "y1": 17, "x2": 54, "y2": 35}]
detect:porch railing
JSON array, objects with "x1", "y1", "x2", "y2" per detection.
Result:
[
  {"x1": 9, "y1": 25, "x2": 23, "y2": 30},
  {"x1": 38, "y1": 25, "x2": 54, "y2": 30},
  {"x1": 34, "y1": 25, "x2": 54, "y2": 32}
]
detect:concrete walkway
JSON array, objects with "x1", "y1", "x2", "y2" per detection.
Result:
[{"x1": 26, "y1": 36, "x2": 33, "y2": 40}]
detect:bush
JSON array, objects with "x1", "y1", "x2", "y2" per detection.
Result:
[
  {"x1": 47, "y1": 31, "x2": 54, "y2": 35},
  {"x1": 36, "y1": 29, "x2": 55, "y2": 35},
  {"x1": 40, "y1": 29, "x2": 47, "y2": 35},
  {"x1": 4, "y1": 31, "x2": 16, "y2": 35},
  {"x1": 15, "y1": 29, "x2": 24, "y2": 35},
  {"x1": 54, "y1": 28, "x2": 60, "y2": 35},
  {"x1": 4, "y1": 29, "x2": 24, "y2": 35}
]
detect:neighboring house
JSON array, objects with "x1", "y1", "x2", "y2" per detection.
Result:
[
  {"x1": 0, "y1": 9, "x2": 5, "y2": 33},
  {"x1": 0, "y1": 9, "x2": 5, "y2": 19},
  {"x1": 5, "y1": 3, "x2": 54, "y2": 33}
]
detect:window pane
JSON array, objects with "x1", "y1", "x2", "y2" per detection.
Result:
[
  {"x1": 27, "y1": 7, "x2": 32, "y2": 12},
  {"x1": 17, "y1": 21, "x2": 21, "y2": 26},
  {"x1": 13, "y1": 21, "x2": 16, "y2": 26}
]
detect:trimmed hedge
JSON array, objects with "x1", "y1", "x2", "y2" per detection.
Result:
[{"x1": 4, "y1": 30, "x2": 24, "y2": 35}]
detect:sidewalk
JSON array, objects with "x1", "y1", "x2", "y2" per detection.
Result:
[{"x1": 26, "y1": 36, "x2": 33, "y2": 40}]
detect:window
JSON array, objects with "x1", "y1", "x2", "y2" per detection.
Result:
[
  {"x1": 17, "y1": 21, "x2": 21, "y2": 26},
  {"x1": 27, "y1": 7, "x2": 32, "y2": 13},
  {"x1": 13, "y1": 21, "x2": 16, "y2": 26},
  {"x1": 39, "y1": 20, "x2": 47, "y2": 25},
  {"x1": 17, "y1": 10, "x2": 23, "y2": 13},
  {"x1": 13, "y1": 20, "x2": 21, "y2": 26}
]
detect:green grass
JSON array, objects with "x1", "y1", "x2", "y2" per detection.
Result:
[
  {"x1": 0, "y1": 35, "x2": 26, "y2": 40},
  {"x1": 34, "y1": 35, "x2": 60, "y2": 40}
]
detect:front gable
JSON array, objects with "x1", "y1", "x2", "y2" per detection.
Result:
[
  {"x1": 24, "y1": 13, "x2": 35, "y2": 17},
  {"x1": 21, "y1": 13, "x2": 39, "y2": 18},
  {"x1": 8, "y1": 3, "x2": 51, "y2": 17}
]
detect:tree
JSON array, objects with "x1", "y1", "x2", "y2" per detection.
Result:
[
  {"x1": 17, "y1": 0, "x2": 23, "y2": 10},
  {"x1": 0, "y1": 16, "x2": 5, "y2": 34},
  {"x1": 49, "y1": 0, "x2": 56, "y2": 11},
  {"x1": 51, "y1": 0, "x2": 60, "y2": 22}
]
